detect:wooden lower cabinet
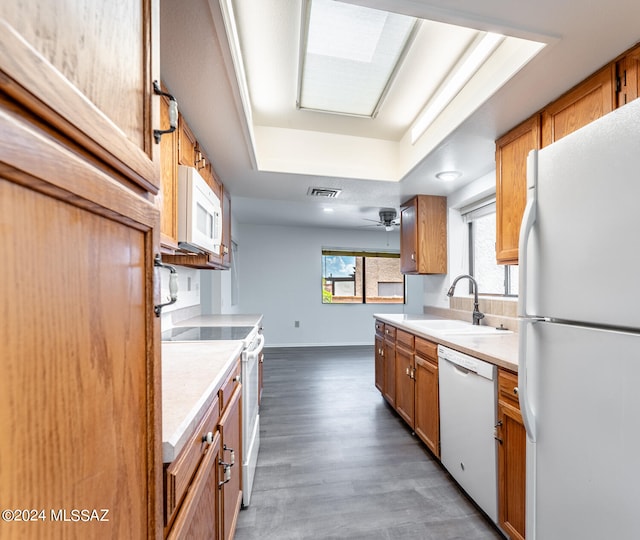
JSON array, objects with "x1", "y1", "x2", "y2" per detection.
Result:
[
  {"x1": 414, "y1": 338, "x2": 440, "y2": 458},
  {"x1": 497, "y1": 369, "x2": 526, "y2": 540},
  {"x1": 383, "y1": 326, "x2": 396, "y2": 407},
  {"x1": 374, "y1": 334, "x2": 384, "y2": 393},
  {"x1": 167, "y1": 432, "x2": 221, "y2": 540},
  {"x1": 374, "y1": 322, "x2": 440, "y2": 459},
  {"x1": 164, "y1": 360, "x2": 242, "y2": 540},
  {"x1": 218, "y1": 386, "x2": 243, "y2": 540},
  {"x1": 395, "y1": 329, "x2": 416, "y2": 426}
]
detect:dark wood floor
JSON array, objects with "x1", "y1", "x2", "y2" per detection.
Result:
[{"x1": 235, "y1": 346, "x2": 505, "y2": 540}]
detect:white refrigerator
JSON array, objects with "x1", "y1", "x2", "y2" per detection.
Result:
[{"x1": 518, "y1": 97, "x2": 640, "y2": 539}]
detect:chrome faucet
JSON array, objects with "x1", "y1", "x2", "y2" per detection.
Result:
[{"x1": 447, "y1": 274, "x2": 485, "y2": 325}]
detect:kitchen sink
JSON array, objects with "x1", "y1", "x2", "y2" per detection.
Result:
[{"x1": 405, "y1": 319, "x2": 512, "y2": 335}]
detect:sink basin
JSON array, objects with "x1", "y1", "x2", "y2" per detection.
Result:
[{"x1": 405, "y1": 319, "x2": 512, "y2": 335}]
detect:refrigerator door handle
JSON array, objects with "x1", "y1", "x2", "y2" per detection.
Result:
[
  {"x1": 518, "y1": 317, "x2": 537, "y2": 442},
  {"x1": 518, "y1": 149, "x2": 538, "y2": 319}
]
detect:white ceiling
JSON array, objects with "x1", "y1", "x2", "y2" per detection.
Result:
[{"x1": 160, "y1": 0, "x2": 640, "y2": 230}]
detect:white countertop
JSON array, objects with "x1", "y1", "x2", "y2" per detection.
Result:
[
  {"x1": 374, "y1": 313, "x2": 519, "y2": 372},
  {"x1": 173, "y1": 314, "x2": 263, "y2": 328},
  {"x1": 161, "y1": 314, "x2": 264, "y2": 462},
  {"x1": 162, "y1": 340, "x2": 244, "y2": 462}
]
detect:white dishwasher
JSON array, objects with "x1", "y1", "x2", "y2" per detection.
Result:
[{"x1": 438, "y1": 345, "x2": 498, "y2": 523}]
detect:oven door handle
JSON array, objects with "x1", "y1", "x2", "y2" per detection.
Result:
[{"x1": 245, "y1": 333, "x2": 265, "y2": 361}]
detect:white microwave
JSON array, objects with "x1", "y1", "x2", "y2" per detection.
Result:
[{"x1": 177, "y1": 165, "x2": 222, "y2": 255}]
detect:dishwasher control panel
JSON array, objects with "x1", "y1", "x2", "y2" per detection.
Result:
[{"x1": 437, "y1": 345, "x2": 495, "y2": 380}]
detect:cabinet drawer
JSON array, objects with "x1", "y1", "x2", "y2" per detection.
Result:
[
  {"x1": 219, "y1": 359, "x2": 241, "y2": 412},
  {"x1": 383, "y1": 325, "x2": 396, "y2": 341},
  {"x1": 166, "y1": 430, "x2": 220, "y2": 540},
  {"x1": 165, "y1": 396, "x2": 220, "y2": 523},
  {"x1": 415, "y1": 337, "x2": 438, "y2": 362},
  {"x1": 375, "y1": 320, "x2": 385, "y2": 337},
  {"x1": 498, "y1": 369, "x2": 520, "y2": 408},
  {"x1": 396, "y1": 329, "x2": 415, "y2": 350}
]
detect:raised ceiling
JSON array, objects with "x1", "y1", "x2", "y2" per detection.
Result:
[
  {"x1": 223, "y1": 0, "x2": 545, "y2": 182},
  {"x1": 160, "y1": 0, "x2": 640, "y2": 230}
]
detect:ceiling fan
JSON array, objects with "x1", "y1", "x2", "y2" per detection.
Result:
[{"x1": 362, "y1": 208, "x2": 400, "y2": 231}]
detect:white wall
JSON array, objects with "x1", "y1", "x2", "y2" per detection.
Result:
[{"x1": 234, "y1": 223, "x2": 423, "y2": 347}]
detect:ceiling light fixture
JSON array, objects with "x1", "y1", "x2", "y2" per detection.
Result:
[
  {"x1": 411, "y1": 32, "x2": 504, "y2": 144},
  {"x1": 436, "y1": 170, "x2": 462, "y2": 181},
  {"x1": 297, "y1": 0, "x2": 419, "y2": 118}
]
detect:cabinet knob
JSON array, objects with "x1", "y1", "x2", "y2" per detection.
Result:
[
  {"x1": 411, "y1": 253, "x2": 415, "y2": 261},
  {"x1": 513, "y1": 386, "x2": 519, "y2": 396},
  {"x1": 202, "y1": 431, "x2": 214, "y2": 445}
]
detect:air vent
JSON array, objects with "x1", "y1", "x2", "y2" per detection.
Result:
[{"x1": 307, "y1": 187, "x2": 342, "y2": 198}]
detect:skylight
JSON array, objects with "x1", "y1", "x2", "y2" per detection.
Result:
[{"x1": 297, "y1": 0, "x2": 418, "y2": 118}]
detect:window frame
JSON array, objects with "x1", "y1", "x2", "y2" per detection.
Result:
[
  {"x1": 464, "y1": 201, "x2": 518, "y2": 297},
  {"x1": 321, "y1": 249, "x2": 405, "y2": 304}
]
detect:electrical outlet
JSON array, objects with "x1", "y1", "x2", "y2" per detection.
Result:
[{"x1": 294, "y1": 320, "x2": 300, "y2": 328}]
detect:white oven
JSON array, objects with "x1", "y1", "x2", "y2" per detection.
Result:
[
  {"x1": 241, "y1": 329, "x2": 264, "y2": 507},
  {"x1": 177, "y1": 165, "x2": 222, "y2": 255}
]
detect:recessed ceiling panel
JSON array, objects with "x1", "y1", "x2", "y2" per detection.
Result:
[{"x1": 298, "y1": 0, "x2": 417, "y2": 117}]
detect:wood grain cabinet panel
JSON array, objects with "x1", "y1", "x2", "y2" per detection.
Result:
[
  {"x1": 414, "y1": 338, "x2": 440, "y2": 458},
  {"x1": 497, "y1": 369, "x2": 526, "y2": 540},
  {"x1": 541, "y1": 65, "x2": 615, "y2": 147},
  {"x1": 383, "y1": 327, "x2": 396, "y2": 407},
  {"x1": 165, "y1": 397, "x2": 220, "y2": 523},
  {"x1": 617, "y1": 44, "x2": 640, "y2": 106},
  {"x1": 0, "y1": 1, "x2": 160, "y2": 193},
  {"x1": 394, "y1": 331, "x2": 415, "y2": 427},
  {"x1": 167, "y1": 432, "x2": 221, "y2": 540},
  {"x1": 159, "y1": 90, "x2": 179, "y2": 250},
  {"x1": 0, "y1": 105, "x2": 161, "y2": 539},
  {"x1": 495, "y1": 115, "x2": 541, "y2": 265},
  {"x1": 400, "y1": 195, "x2": 447, "y2": 275},
  {"x1": 218, "y1": 386, "x2": 243, "y2": 540},
  {"x1": 375, "y1": 334, "x2": 385, "y2": 393}
]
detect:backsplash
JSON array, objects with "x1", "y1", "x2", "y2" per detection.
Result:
[{"x1": 424, "y1": 296, "x2": 519, "y2": 332}]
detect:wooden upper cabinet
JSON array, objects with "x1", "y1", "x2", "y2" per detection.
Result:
[
  {"x1": 0, "y1": 0, "x2": 160, "y2": 194},
  {"x1": 616, "y1": 44, "x2": 640, "y2": 107},
  {"x1": 541, "y1": 65, "x2": 616, "y2": 147},
  {"x1": 159, "y1": 91, "x2": 179, "y2": 249},
  {"x1": 178, "y1": 115, "x2": 197, "y2": 168},
  {"x1": 400, "y1": 195, "x2": 447, "y2": 275},
  {"x1": 495, "y1": 115, "x2": 541, "y2": 265}
]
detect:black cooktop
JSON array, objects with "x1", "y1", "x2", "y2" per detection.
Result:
[{"x1": 162, "y1": 326, "x2": 255, "y2": 341}]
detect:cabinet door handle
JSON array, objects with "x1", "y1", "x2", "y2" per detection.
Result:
[
  {"x1": 411, "y1": 252, "x2": 415, "y2": 261},
  {"x1": 154, "y1": 255, "x2": 178, "y2": 316},
  {"x1": 494, "y1": 420, "x2": 503, "y2": 444},
  {"x1": 152, "y1": 81, "x2": 178, "y2": 143},
  {"x1": 218, "y1": 461, "x2": 232, "y2": 487},
  {"x1": 223, "y1": 444, "x2": 235, "y2": 466}
]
